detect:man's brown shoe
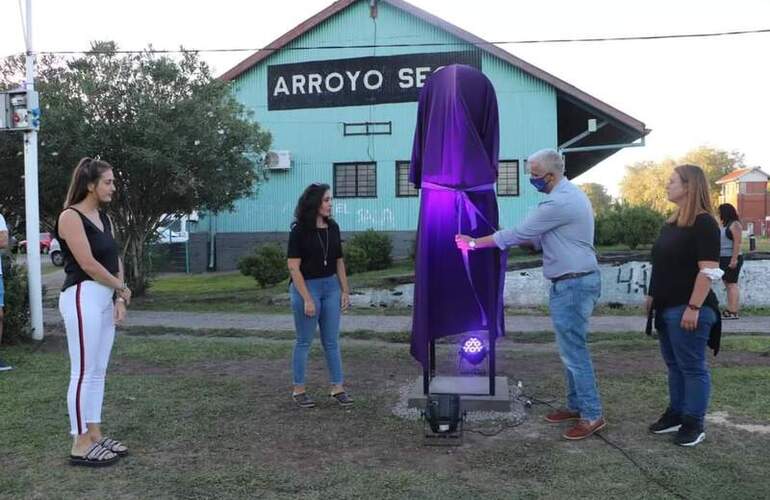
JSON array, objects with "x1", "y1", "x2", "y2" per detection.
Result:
[
  {"x1": 563, "y1": 418, "x2": 607, "y2": 440},
  {"x1": 544, "y1": 409, "x2": 581, "y2": 423}
]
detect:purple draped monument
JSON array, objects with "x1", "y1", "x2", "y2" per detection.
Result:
[{"x1": 408, "y1": 65, "x2": 507, "y2": 393}]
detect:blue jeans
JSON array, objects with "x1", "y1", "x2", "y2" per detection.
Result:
[
  {"x1": 656, "y1": 305, "x2": 716, "y2": 426},
  {"x1": 290, "y1": 275, "x2": 343, "y2": 386},
  {"x1": 549, "y1": 271, "x2": 603, "y2": 420}
]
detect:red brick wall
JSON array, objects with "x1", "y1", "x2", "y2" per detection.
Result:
[{"x1": 736, "y1": 181, "x2": 769, "y2": 236}]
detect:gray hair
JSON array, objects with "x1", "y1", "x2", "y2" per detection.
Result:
[{"x1": 528, "y1": 149, "x2": 565, "y2": 175}]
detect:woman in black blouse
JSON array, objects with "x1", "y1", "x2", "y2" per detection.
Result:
[
  {"x1": 286, "y1": 183, "x2": 352, "y2": 408},
  {"x1": 646, "y1": 164, "x2": 721, "y2": 447}
]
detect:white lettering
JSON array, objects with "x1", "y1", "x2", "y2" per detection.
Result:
[
  {"x1": 325, "y1": 72, "x2": 344, "y2": 92},
  {"x1": 307, "y1": 74, "x2": 323, "y2": 94},
  {"x1": 398, "y1": 68, "x2": 414, "y2": 89},
  {"x1": 415, "y1": 67, "x2": 431, "y2": 87},
  {"x1": 291, "y1": 74, "x2": 306, "y2": 95},
  {"x1": 345, "y1": 70, "x2": 361, "y2": 91},
  {"x1": 273, "y1": 76, "x2": 290, "y2": 96},
  {"x1": 363, "y1": 70, "x2": 383, "y2": 90}
]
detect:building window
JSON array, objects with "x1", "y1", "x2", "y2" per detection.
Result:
[
  {"x1": 334, "y1": 162, "x2": 377, "y2": 198},
  {"x1": 497, "y1": 160, "x2": 520, "y2": 196},
  {"x1": 343, "y1": 122, "x2": 392, "y2": 136},
  {"x1": 395, "y1": 161, "x2": 418, "y2": 197}
]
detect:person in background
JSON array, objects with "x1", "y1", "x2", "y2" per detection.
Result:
[
  {"x1": 0, "y1": 211, "x2": 11, "y2": 371},
  {"x1": 717, "y1": 203, "x2": 743, "y2": 319}
]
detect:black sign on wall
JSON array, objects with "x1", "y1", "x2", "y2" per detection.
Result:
[{"x1": 267, "y1": 51, "x2": 481, "y2": 111}]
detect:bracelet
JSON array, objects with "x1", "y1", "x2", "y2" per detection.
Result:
[{"x1": 687, "y1": 303, "x2": 701, "y2": 311}]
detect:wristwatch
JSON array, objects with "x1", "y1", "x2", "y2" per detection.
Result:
[{"x1": 469, "y1": 239, "x2": 477, "y2": 250}]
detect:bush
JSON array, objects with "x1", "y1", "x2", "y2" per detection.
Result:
[
  {"x1": 595, "y1": 212, "x2": 622, "y2": 246},
  {"x1": 349, "y1": 229, "x2": 392, "y2": 271},
  {"x1": 343, "y1": 243, "x2": 368, "y2": 275},
  {"x1": 1, "y1": 255, "x2": 31, "y2": 345},
  {"x1": 618, "y1": 205, "x2": 665, "y2": 249},
  {"x1": 238, "y1": 244, "x2": 289, "y2": 288},
  {"x1": 595, "y1": 203, "x2": 665, "y2": 249}
]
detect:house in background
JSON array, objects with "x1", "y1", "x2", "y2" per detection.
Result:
[{"x1": 716, "y1": 167, "x2": 770, "y2": 236}]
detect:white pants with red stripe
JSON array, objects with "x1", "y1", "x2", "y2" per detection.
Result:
[{"x1": 59, "y1": 280, "x2": 116, "y2": 436}]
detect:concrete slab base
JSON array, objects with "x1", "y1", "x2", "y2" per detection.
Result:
[{"x1": 407, "y1": 376, "x2": 512, "y2": 412}]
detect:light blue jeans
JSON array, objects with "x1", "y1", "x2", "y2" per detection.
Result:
[
  {"x1": 549, "y1": 271, "x2": 603, "y2": 421},
  {"x1": 290, "y1": 275, "x2": 343, "y2": 386}
]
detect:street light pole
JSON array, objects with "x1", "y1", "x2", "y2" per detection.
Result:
[{"x1": 22, "y1": 0, "x2": 44, "y2": 340}]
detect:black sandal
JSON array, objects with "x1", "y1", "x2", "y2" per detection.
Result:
[
  {"x1": 722, "y1": 310, "x2": 740, "y2": 320},
  {"x1": 330, "y1": 391, "x2": 354, "y2": 407},
  {"x1": 292, "y1": 392, "x2": 316, "y2": 408},
  {"x1": 97, "y1": 437, "x2": 129, "y2": 456},
  {"x1": 69, "y1": 442, "x2": 120, "y2": 467}
]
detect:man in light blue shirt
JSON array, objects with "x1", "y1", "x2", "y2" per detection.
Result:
[{"x1": 456, "y1": 148, "x2": 604, "y2": 440}]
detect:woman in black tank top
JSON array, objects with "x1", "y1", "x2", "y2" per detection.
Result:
[{"x1": 55, "y1": 158, "x2": 132, "y2": 467}]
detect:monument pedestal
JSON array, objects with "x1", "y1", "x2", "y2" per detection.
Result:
[{"x1": 407, "y1": 376, "x2": 511, "y2": 412}]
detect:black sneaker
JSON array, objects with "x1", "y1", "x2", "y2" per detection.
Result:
[
  {"x1": 292, "y1": 392, "x2": 316, "y2": 408},
  {"x1": 649, "y1": 408, "x2": 682, "y2": 434},
  {"x1": 673, "y1": 415, "x2": 705, "y2": 447},
  {"x1": 0, "y1": 359, "x2": 13, "y2": 372}
]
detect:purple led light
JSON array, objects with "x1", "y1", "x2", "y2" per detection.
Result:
[
  {"x1": 462, "y1": 337, "x2": 484, "y2": 354},
  {"x1": 459, "y1": 336, "x2": 487, "y2": 365}
]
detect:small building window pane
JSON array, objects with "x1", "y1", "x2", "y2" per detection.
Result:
[
  {"x1": 334, "y1": 162, "x2": 377, "y2": 198},
  {"x1": 396, "y1": 161, "x2": 418, "y2": 197},
  {"x1": 497, "y1": 160, "x2": 519, "y2": 196}
]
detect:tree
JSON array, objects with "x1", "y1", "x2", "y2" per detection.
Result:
[
  {"x1": 579, "y1": 182, "x2": 612, "y2": 215},
  {"x1": 619, "y1": 146, "x2": 745, "y2": 212},
  {"x1": 594, "y1": 202, "x2": 665, "y2": 249},
  {"x1": 0, "y1": 43, "x2": 271, "y2": 294}
]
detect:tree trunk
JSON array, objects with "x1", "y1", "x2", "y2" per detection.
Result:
[{"x1": 124, "y1": 233, "x2": 150, "y2": 296}]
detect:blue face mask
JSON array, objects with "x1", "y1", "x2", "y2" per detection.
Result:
[{"x1": 529, "y1": 174, "x2": 550, "y2": 193}]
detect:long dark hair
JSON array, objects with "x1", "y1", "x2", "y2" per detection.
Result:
[
  {"x1": 63, "y1": 157, "x2": 114, "y2": 208},
  {"x1": 718, "y1": 203, "x2": 740, "y2": 226},
  {"x1": 292, "y1": 183, "x2": 331, "y2": 231}
]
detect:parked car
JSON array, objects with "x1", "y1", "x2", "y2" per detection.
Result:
[
  {"x1": 49, "y1": 238, "x2": 64, "y2": 266},
  {"x1": 18, "y1": 232, "x2": 53, "y2": 254}
]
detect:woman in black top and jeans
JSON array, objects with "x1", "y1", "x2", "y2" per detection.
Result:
[
  {"x1": 56, "y1": 158, "x2": 132, "y2": 466},
  {"x1": 646, "y1": 164, "x2": 721, "y2": 447},
  {"x1": 286, "y1": 183, "x2": 352, "y2": 408}
]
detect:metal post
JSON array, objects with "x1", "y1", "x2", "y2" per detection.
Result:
[
  {"x1": 488, "y1": 334, "x2": 496, "y2": 396},
  {"x1": 22, "y1": 0, "x2": 44, "y2": 340}
]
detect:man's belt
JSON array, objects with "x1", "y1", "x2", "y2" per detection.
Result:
[{"x1": 550, "y1": 271, "x2": 595, "y2": 284}]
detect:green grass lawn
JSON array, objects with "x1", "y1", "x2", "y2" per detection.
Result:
[{"x1": 1, "y1": 329, "x2": 768, "y2": 499}]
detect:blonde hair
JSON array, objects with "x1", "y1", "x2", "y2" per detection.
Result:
[{"x1": 667, "y1": 164, "x2": 714, "y2": 227}]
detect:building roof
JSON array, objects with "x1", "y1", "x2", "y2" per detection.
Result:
[
  {"x1": 220, "y1": 0, "x2": 649, "y2": 177},
  {"x1": 716, "y1": 167, "x2": 770, "y2": 184}
]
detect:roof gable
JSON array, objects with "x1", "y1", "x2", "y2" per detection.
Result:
[
  {"x1": 219, "y1": 0, "x2": 646, "y2": 136},
  {"x1": 716, "y1": 167, "x2": 770, "y2": 184}
]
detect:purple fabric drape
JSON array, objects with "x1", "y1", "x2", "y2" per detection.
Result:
[{"x1": 409, "y1": 64, "x2": 506, "y2": 368}]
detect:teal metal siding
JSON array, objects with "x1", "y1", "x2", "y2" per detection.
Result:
[{"x1": 200, "y1": 0, "x2": 556, "y2": 233}]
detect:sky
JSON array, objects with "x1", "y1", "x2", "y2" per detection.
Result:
[{"x1": 1, "y1": 0, "x2": 768, "y2": 197}]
